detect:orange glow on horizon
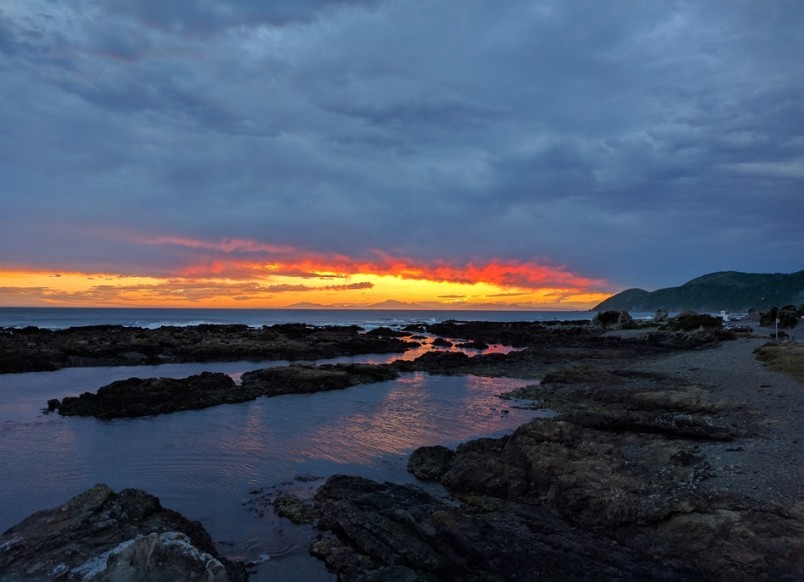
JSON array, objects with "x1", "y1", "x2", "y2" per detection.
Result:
[
  {"x1": 0, "y1": 236, "x2": 612, "y2": 310},
  {"x1": 0, "y1": 267, "x2": 611, "y2": 310}
]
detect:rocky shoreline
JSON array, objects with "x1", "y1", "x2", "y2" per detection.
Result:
[
  {"x1": 0, "y1": 484, "x2": 247, "y2": 581},
  {"x1": 2, "y1": 316, "x2": 802, "y2": 579},
  {"x1": 0, "y1": 323, "x2": 413, "y2": 373},
  {"x1": 39, "y1": 318, "x2": 734, "y2": 419},
  {"x1": 47, "y1": 363, "x2": 400, "y2": 419},
  {"x1": 275, "y1": 321, "x2": 802, "y2": 580}
]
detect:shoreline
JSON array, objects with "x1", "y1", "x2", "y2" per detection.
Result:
[
  {"x1": 300, "y1": 326, "x2": 803, "y2": 579},
  {"x1": 622, "y1": 329, "x2": 804, "y2": 506},
  {"x1": 2, "y1": 319, "x2": 802, "y2": 579}
]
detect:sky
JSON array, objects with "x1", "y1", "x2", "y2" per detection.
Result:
[{"x1": 0, "y1": 1, "x2": 802, "y2": 309}]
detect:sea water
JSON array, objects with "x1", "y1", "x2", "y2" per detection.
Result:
[
  {"x1": 0, "y1": 306, "x2": 596, "y2": 330},
  {"x1": 0, "y1": 309, "x2": 560, "y2": 579}
]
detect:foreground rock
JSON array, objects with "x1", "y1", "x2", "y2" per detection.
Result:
[
  {"x1": 0, "y1": 484, "x2": 246, "y2": 581},
  {"x1": 310, "y1": 475, "x2": 683, "y2": 581},
  {"x1": 302, "y1": 364, "x2": 804, "y2": 580},
  {"x1": 0, "y1": 323, "x2": 413, "y2": 374},
  {"x1": 49, "y1": 363, "x2": 400, "y2": 419}
]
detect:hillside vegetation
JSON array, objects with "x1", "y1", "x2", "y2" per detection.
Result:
[{"x1": 595, "y1": 271, "x2": 804, "y2": 312}]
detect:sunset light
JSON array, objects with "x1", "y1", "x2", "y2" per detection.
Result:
[{"x1": 0, "y1": 236, "x2": 611, "y2": 309}]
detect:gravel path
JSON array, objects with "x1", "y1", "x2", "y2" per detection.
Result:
[{"x1": 628, "y1": 331, "x2": 803, "y2": 507}]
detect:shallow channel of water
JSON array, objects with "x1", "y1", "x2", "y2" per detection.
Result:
[{"x1": 0, "y1": 349, "x2": 547, "y2": 580}]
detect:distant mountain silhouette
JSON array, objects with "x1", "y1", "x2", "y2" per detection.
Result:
[
  {"x1": 283, "y1": 300, "x2": 429, "y2": 310},
  {"x1": 594, "y1": 271, "x2": 804, "y2": 313}
]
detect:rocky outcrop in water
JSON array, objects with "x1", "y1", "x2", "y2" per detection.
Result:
[
  {"x1": 240, "y1": 363, "x2": 398, "y2": 395},
  {"x1": 48, "y1": 363, "x2": 400, "y2": 419},
  {"x1": 301, "y1": 364, "x2": 804, "y2": 580},
  {"x1": 50, "y1": 372, "x2": 247, "y2": 419},
  {"x1": 0, "y1": 484, "x2": 246, "y2": 581},
  {"x1": 0, "y1": 323, "x2": 413, "y2": 374}
]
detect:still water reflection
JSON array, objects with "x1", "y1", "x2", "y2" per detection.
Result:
[{"x1": 0, "y1": 357, "x2": 545, "y2": 580}]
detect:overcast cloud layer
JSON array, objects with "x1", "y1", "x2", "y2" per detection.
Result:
[{"x1": 1, "y1": 0, "x2": 802, "y2": 292}]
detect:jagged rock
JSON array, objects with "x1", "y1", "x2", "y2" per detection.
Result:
[
  {"x1": 52, "y1": 372, "x2": 247, "y2": 419},
  {"x1": 307, "y1": 377, "x2": 803, "y2": 581},
  {"x1": 416, "y1": 418, "x2": 804, "y2": 579},
  {"x1": 364, "y1": 327, "x2": 409, "y2": 337},
  {"x1": 49, "y1": 363, "x2": 400, "y2": 419},
  {"x1": 455, "y1": 339, "x2": 489, "y2": 350},
  {"x1": 591, "y1": 310, "x2": 620, "y2": 329},
  {"x1": 403, "y1": 351, "x2": 473, "y2": 374},
  {"x1": 273, "y1": 493, "x2": 318, "y2": 525},
  {"x1": 310, "y1": 475, "x2": 686, "y2": 580},
  {"x1": 407, "y1": 446, "x2": 454, "y2": 481},
  {"x1": 71, "y1": 532, "x2": 231, "y2": 581},
  {"x1": 0, "y1": 484, "x2": 246, "y2": 581},
  {"x1": 0, "y1": 324, "x2": 413, "y2": 374},
  {"x1": 240, "y1": 363, "x2": 398, "y2": 395},
  {"x1": 617, "y1": 310, "x2": 636, "y2": 329},
  {"x1": 542, "y1": 364, "x2": 622, "y2": 384},
  {"x1": 655, "y1": 308, "x2": 669, "y2": 323}
]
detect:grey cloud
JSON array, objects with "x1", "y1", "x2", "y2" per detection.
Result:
[
  {"x1": 111, "y1": 0, "x2": 381, "y2": 36},
  {"x1": 1, "y1": 0, "x2": 802, "y2": 291}
]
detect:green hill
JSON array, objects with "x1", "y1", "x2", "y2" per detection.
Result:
[{"x1": 594, "y1": 271, "x2": 804, "y2": 313}]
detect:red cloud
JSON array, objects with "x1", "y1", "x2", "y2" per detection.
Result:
[{"x1": 140, "y1": 235, "x2": 605, "y2": 292}]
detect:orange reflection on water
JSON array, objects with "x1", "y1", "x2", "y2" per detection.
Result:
[{"x1": 292, "y1": 373, "x2": 532, "y2": 466}]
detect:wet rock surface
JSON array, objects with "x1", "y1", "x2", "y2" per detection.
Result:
[
  {"x1": 49, "y1": 364, "x2": 400, "y2": 419},
  {"x1": 10, "y1": 317, "x2": 802, "y2": 579},
  {"x1": 0, "y1": 484, "x2": 246, "y2": 581},
  {"x1": 241, "y1": 363, "x2": 398, "y2": 396},
  {"x1": 51, "y1": 372, "x2": 246, "y2": 418},
  {"x1": 0, "y1": 323, "x2": 413, "y2": 373},
  {"x1": 300, "y1": 340, "x2": 804, "y2": 580},
  {"x1": 309, "y1": 475, "x2": 689, "y2": 581}
]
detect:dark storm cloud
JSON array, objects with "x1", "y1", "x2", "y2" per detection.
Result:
[{"x1": 0, "y1": 0, "x2": 802, "y2": 291}]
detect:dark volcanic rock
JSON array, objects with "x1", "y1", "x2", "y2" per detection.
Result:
[
  {"x1": 364, "y1": 326, "x2": 409, "y2": 338},
  {"x1": 311, "y1": 419, "x2": 804, "y2": 581},
  {"x1": 306, "y1": 365, "x2": 803, "y2": 581},
  {"x1": 52, "y1": 372, "x2": 248, "y2": 419},
  {"x1": 455, "y1": 339, "x2": 490, "y2": 350},
  {"x1": 407, "y1": 445, "x2": 454, "y2": 481},
  {"x1": 431, "y1": 337, "x2": 453, "y2": 348},
  {"x1": 241, "y1": 363, "x2": 398, "y2": 395},
  {"x1": 0, "y1": 323, "x2": 413, "y2": 374},
  {"x1": 52, "y1": 364, "x2": 399, "y2": 418},
  {"x1": 0, "y1": 484, "x2": 246, "y2": 581},
  {"x1": 310, "y1": 475, "x2": 686, "y2": 581},
  {"x1": 425, "y1": 418, "x2": 804, "y2": 579}
]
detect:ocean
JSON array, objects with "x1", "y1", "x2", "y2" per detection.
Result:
[
  {"x1": 0, "y1": 307, "x2": 579, "y2": 580},
  {"x1": 0, "y1": 306, "x2": 597, "y2": 330}
]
